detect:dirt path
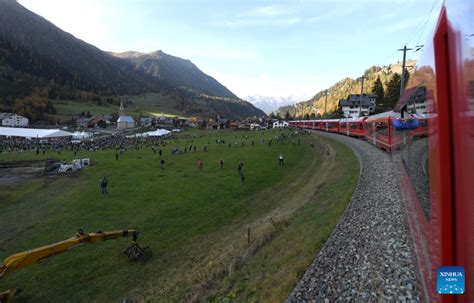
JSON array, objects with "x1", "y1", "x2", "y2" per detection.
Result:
[{"x1": 0, "y1": 160, "x2": 45, "y2": 186}]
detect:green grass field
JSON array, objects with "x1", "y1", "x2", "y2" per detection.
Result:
[
  {"x1": 51, "y1": 93, "x2": 181, "y2": 122},
  {"x1": 0, "y1": 129, "x2": 358, "y2": 302}
]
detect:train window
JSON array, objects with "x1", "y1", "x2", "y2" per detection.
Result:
[
  {"x1": 376, "y1": 121, "x2": 389, "y2": 136},
  {"x1": 396, "y1": 85, "x2": 430, "y2": 220}
]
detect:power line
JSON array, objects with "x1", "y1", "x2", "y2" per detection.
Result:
[
  {"x1": 398, "y1": 45, "x2": 413, "y2": 95},
  {"x1": 405, "y1": 0, "x2": 439, "y2": 46}
]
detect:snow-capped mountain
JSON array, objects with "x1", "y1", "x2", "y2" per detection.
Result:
[{"x1": 243, "y1": 95, "x2": 309, "y2": 115}]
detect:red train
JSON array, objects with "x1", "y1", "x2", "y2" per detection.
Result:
[{"x1": 289, "y1": 1, "x2": 473, "y2": 301}]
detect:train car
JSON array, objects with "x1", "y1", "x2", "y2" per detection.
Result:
[
  {"x1": 411, "y1": 114, "x2": 429, "y2": 137},
  {"x1": 364, "y1": 111, "x2": 400, "y2": 151},
  {"x1": 393, "y1": 1, "x2": 473, "y2": 301},
  {"x1": 302, "y1": 120, "x2": 311, "y2": 129},
  {"x1": 320, "y1": 119, "x2": 340, "y2": 133},
  {"x1": 314, "y1": 120, "x2": 323, "y2": 130},
  {"x1": 338, "y1": 117, "x2": 367, "y2": 137},
  {"x1": 289, "y1": 120, "x2": 302, "y2": 128}
]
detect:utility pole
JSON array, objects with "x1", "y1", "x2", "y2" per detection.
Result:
[
  {"x1": 398, "y1": 45, "x2": 413, "y2": 95},
  {"x1": 359, "y1": 76, "x2": 366, "y2": 117}
]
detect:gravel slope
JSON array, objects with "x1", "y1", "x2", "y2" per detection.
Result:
[{"x1": 287, "y1": 131, "x2": 419, "y2": 302}]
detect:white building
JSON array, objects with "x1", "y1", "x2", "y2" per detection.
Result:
[
  {"x1": 117, "y1": 100, "x2": 135, "y2": 129},
  {"x1": 339, "y1": 94, "x2": 377, "y2": 118},
  {"x1": 273, "y1": 121, "x2": 289, "y2": 128},
  {"x1": 117, "y1": 116, "x2": 135, "y2": 129},
  {"x1": 0, "y1": 113, "x2": 29, "y2": 127},
  {"x1": 250, "y1": 123, "x2": 265, "y2": 130}
]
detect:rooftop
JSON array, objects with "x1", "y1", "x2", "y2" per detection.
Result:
[
  {"x1": 340, "y1": 94, "x2": 377, "y2": 107},
  {"x1": 117, "y1": 115, "x2": 135, "y2": 123}
]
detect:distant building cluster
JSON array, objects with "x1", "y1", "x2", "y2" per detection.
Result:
[
  {"x1": 0, "y1": 113, "x2": 29, "y2": 127},
  {"x1": 70, "y1": 99, "x2": 289, "y2": 132},
  {"x1": 339, "y1": 94, "x2": 377, "y2": 118}
]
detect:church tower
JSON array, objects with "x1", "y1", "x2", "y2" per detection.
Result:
[{"x1": 119, "y1": 100, "x2": 125, "y2": 116}]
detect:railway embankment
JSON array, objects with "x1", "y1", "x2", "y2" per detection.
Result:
[{"x1": 287, "y1": 131, "x2": 420, "y2": 302}]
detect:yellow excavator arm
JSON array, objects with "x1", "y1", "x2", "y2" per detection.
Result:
[{"x1": 0, "y1": 229, "x2": 151, "y2": 303}]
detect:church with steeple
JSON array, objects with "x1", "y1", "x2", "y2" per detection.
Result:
[{"x1": 116, "y1": 100, "x2": 135, "y2": 129}]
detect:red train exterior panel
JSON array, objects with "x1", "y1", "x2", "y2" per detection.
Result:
[{"x1": 288, "y1": 3, "x2": 471, "y2": 300}]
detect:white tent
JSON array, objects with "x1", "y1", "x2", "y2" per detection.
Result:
[
  {"x1": 145, "y1": 129, "x2": 171, "y2": 137},
  {"x1": 0, "y1": 127, "x2": 73, "y2": 138},
  {"x1": 72, "y1": 131, "x2": 91, "y2": 139},
  {"x1": 126, "y1": 133, "x2": 147, "y2": 138}
]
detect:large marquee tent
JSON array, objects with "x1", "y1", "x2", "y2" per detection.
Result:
[
  {"x1": 126, "y1": 129, "x2": 171, "y2": 138},
  {"x1": 0, "y1": 127, "x2": 73, "y2": 138},
  {"x1": 145, "y1": 129, "x2": 171, "y2": 137}
]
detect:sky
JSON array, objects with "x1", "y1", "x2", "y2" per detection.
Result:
[{"x1": 19, "y1": 0, "x2": 442, "y2": 100}]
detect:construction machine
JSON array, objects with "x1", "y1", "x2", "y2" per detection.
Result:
[{"x1": 0, "y1": 229, "x2": 152, "y2": 303}]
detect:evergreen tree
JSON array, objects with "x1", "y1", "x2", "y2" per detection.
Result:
[
  {"x1": 384, "y1": 73, "x2": 401, "y2": 110},
  {"x1": 371, "y1": 76, "x2": 385, "y2": 105},
  {"x1": 285, "y1": 111, "x2": 291, "y2": 120},
  {"x1": 402, "y1": 68, "x2": 410, "y2": 88}
]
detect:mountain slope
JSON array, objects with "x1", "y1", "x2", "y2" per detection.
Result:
[
  {"x1": 277, "y1": 61, "x2": 416, "y2": 118},
  {"x1": 0, "y1": 0, "x2": 264, "y2": 118},
  {"x1": 0, "y1": 0, "x2": 158, "y2": 100},
  {"x1": 112, "y1": 50, "x2": 237, "y2": 99},
  {"x1": 244, "y1": 95, "x2": 307, "y2": 115}
]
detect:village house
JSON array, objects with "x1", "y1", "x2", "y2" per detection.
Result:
[
  {"x1": 139, "y1": 116, "x2": 153, "y2": 127},
  {"x1": 87, "y1": 116, "x2": 108, "y2": 128},
  {"x1": 0, "y1": 113, "x2": 29, "y2": 127},
  {"x1": 76, "y1": 117, "x2": 91, "y2": 128},
  {"x1": 339, "y1": 93, "x2": 377, "y2": 118}
]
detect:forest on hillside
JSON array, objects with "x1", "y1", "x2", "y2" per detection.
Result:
[{"x1": 276, "y1": 61, "x2": 414, "y2": 119}]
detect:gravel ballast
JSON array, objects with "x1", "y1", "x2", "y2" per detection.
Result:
[{"x1": 287, "y1": 131, "x2": 420, "y2": 302}]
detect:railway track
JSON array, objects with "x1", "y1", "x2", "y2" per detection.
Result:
[{"x1": 288, "y1": 131, "x2": 420, "y2": 302}]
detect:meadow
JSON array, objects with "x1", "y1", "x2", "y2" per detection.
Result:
[
  {"x1": 0, "y1": 129, "x2": 359, "y2": 302},
  {"x1": 50, "y1": 93, "x2": 182, "y2": 122}
]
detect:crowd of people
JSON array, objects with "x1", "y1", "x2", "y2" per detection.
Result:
[{"x1": 0, "y1": 129, "x2": 306, "y2": 195}]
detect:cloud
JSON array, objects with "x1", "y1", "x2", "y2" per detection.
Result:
[
  {"x1": 19, "y1": 0, "x2": 114, "y2": 49},
  {"x1": 239, "y1": 5, "x2": 286, "y2": 18},
  {"x1": 213, "y1": 4, "x2": 303, "y2": 28}
]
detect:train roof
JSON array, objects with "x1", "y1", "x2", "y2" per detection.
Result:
[
  {"x1": 320, "y1": 119, "x2": 341, "y2": 122},
  {"x1": 365, "y1": 111, "x2": 400, "y2": 122},
  {"x1": 339, "y1": 117, "x2": 367, "y2": 123}
]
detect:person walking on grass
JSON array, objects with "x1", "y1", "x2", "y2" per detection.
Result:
[
  {"x1": 160, "y1": 159, "x2": 165, "y2": 170},
  {"x1": 237, "y1": 162, "x2": 245, "y2": 183},
  {"x1": 220, "y1": 159, "x2": 224, "y2": 169},
  {"x1": 198, "y1": 160, "x2": 203, "y2": 170},
  {"x1": 279, "y1": 153, "x2": 284, "y2": 166},
  {"x1": 101, "y1": 176, "x2": 108, "y2": 195}
]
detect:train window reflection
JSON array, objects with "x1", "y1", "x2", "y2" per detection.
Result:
[{"x1": 397, "y1": 86, "x2": 431, "y2": 220}]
